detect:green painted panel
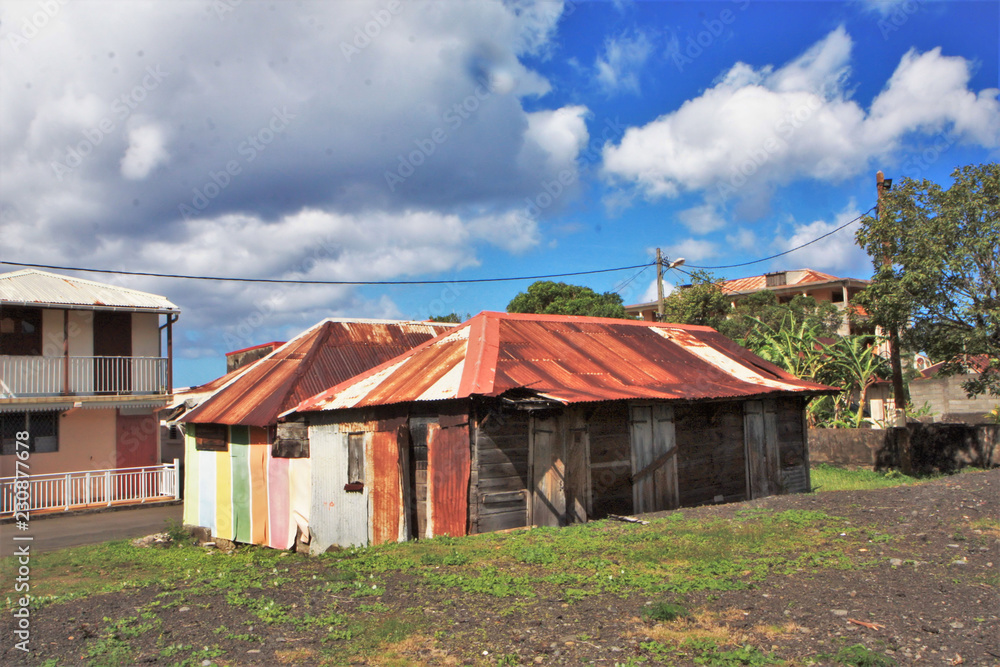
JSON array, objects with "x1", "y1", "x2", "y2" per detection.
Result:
[
  {"x1": 231, "y1": 426, "x2": 250, "y2": 446},
  {"x1": 230, "y1": 426, "x2": 252, "y2": 543}
]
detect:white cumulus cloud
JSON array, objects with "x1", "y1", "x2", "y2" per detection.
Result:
[{"x1": 602, "y1": 26, "x2": 1000, "y2": 213}]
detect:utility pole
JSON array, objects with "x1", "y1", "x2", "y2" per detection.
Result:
[
  {"x1": 656, "y1": 247, "x2": 665, "y2": 321},
  {"x1": 877, "y1": 170, "x2": 907, "y2": 426}
]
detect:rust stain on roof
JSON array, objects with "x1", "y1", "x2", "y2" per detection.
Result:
[{"x1": 294, "y1": 311, "x2": 836, "y2": 413}]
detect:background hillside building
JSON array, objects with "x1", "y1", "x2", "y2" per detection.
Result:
[{"x1": 627, "y1": 269, "x2": 871, "y2": 336}]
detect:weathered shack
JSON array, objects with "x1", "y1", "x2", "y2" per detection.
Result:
[
  {"x1": 281, "y1": 312, "x2": 835, "y2": 553},
  {"x1": 178, "y1": 319, "x2": 454, "y2": 549}
]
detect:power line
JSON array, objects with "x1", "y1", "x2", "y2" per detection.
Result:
[
  {"x1": 0, "y1": 260, "x2": 655, "y2": 286},
  {"x1": 613, "y1": 265, "x2": 650, "y2": 294},
  {"x1": 2, "y1": 205, "x2": 876, "y2": 287},
  {"x1": 684, "y1": 205, "x2": 875, "y2": 270}
]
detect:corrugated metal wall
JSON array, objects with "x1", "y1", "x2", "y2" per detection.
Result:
[
  {"x1": 427, "y1": 420, "x2": 471, "y2": 537},
  {"x1": 307, "y1": 422, "x2": 368, "y2": 553}
]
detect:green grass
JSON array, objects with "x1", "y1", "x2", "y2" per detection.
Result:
[
  {"x1": 810, "y1": 464, "x2": 921, "y2": 492},
  {"x1": 1, "y1": 505, "x2": 878, "y2": 664}
]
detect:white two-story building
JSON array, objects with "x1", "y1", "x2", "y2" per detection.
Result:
[{"x1": 0, "y1": 269, "x2": 181, "y2": 513}]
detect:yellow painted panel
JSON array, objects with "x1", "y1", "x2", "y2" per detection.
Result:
[{"x1": 215, "y1": 445, "x2": 233, "y2": 540}]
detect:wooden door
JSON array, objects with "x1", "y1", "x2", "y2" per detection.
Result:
[
  {"x1": 116, "y1": 412, "x2": 157, "y2": 468},
  {"x1": 115, "y1": 412, "x2": 158, "y2": 501},
  {"x1": 564, "y1": 421, "x2": 590, "y2": 524},
  {"x1": 629, "y1": 403, "x2": 677, "y2": 514},
  {"x1": 530, "y1": 415, "x2": 565, "y2": 527},
  {"x1": 744, "y1": 400, "x2": 780, "y2": 499},
  {"x1": 94, "y1": 311, "x2": 132, "y2": 393}
]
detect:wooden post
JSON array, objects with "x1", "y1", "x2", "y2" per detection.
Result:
[
  {"x1": 166, "y1": 314, "x2": 174, "y2": 394},
  {"x1": 656, "y1": 248, "x2": 664, "y2": 321},
  {"x1": 842, "y1": 284, "x2": 850, "y2": 334},
  {"x1": 63, "y1": 310, "x2": 69, "y2": 395},
  {"x1": 877, "y1": 171, "x2": 907, "y2": 425}
]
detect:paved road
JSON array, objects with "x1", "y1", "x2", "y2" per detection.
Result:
[{"x1": 0, "y1": 503, "x2": 183, "y2": 557}]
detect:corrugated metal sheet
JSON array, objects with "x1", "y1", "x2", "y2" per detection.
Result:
[
  {"x1": 370, "y1": 429, "x2": 403, "y2": 545},
  {"x1": 182, "y1": 319, "x2": 454, "y2": 427},
  {"x1": 307, "y1": 422, "x2": 369, "y2": 552},
  {"x1": 427, "y1": 423, "x2": 470, "y2": 537},
  {"x1": 0, "y1": 269, "x2": 179, "y2": 312},
  {"x1": 294, "y1": 311, "x2": 837, "y2": 413}
]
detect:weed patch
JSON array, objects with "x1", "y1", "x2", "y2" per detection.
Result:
[
  {"x1": 643, "y1": 601, "x2": 691, "y2": 622},
  {"x1": 818, "y1": 643, "x2": 897, "y2": 666}
]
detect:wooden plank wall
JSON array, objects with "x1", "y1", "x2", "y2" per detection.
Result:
[
  {"x1": 675, "y1": 402, "x2": 746, "y2": 506},
  {"x1": 409, "y1": 417, "x2": 432, "y2": 539},
  {"x1": 472, "y1": 402, "x2": 530, "y2": 534},
  {"x1": 587, "y1": 402, "x2": 632, "y2": 518},
  {"x1": 775, "y1": 397, "x2": 810, "y2": 493}
]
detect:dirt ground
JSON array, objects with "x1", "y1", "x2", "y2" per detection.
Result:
[{"x1": 4, "y1": 469, "x2": 998, "y2": 666}]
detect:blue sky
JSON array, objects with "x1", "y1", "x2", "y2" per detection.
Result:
[{"x1": 1, "y1": 0, "x2": 997, "y2": 388}]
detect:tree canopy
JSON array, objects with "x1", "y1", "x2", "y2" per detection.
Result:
[
  {"x1": 659, "y1": 270, "x2": 730, "y2": 329},
  {"x1": 429, "y1": 312, "x2": 470, "y2": 323},
  {"x1": 855, "y1": 162, "x2": 1000, "y2": 396},
  {"x1": 506, "y1": 281, "x2": 629, "y2": 319}
]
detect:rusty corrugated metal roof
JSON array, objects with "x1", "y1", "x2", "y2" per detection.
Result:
[
  {"x1": 0, "y1": 269, "x2": 179, "y2": 313},
  {"x1": 182, "y1": 319, "x2": 455, "y2": 427},
  {"x1": 292, "y1": 311, "x2": 837, "y2": 413},
  {"x1": 720, "y1": 269, "x2": 843, "y2": 294}
]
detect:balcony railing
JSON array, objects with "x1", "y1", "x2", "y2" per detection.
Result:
[
  {"x1": 0, "y1": 356, "x2": 168, "y2": 397},
  {"x1": 0, "y1": 460, "x2": 180, "y2": 517}
]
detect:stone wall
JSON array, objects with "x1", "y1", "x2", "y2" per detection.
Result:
[
  {"x1": 909, "y1": 373, "x2": 997, "y2": 424},
  {"x1": 809, "y1": 424, "x2": 998, "y2": 474}
]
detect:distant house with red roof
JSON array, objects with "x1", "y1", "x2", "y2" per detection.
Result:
[
  {"x1": 274, "y1": 311, "x2": 836, "y2": 553},
  {"x1": 626, "y1": 269, "x2": 871, "y2": 336}
]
